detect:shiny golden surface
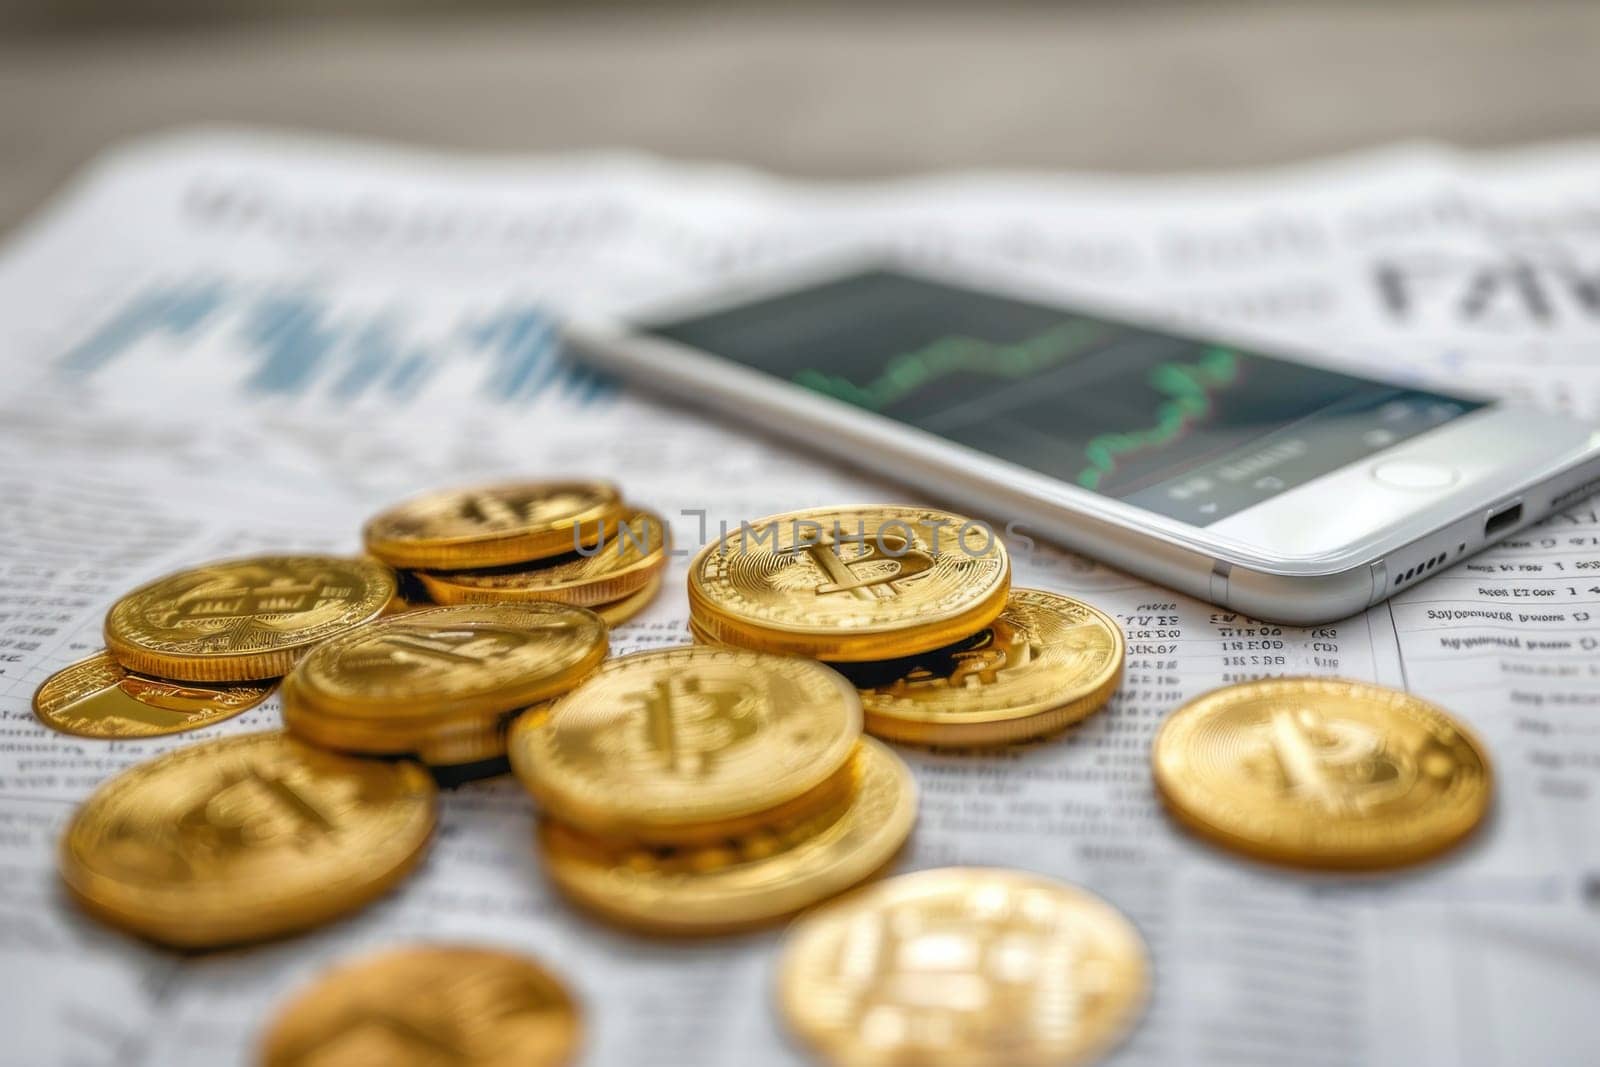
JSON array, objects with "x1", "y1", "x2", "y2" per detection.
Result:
[
  {"x1": 32, "y1": 650, "x2": 272, "y2": 739},
  {"x1": 364, "y1": 480, "x2": 624, "y2": 569},
  {"x1": 261, "y1": 945, "x2": 581, "y2": 1067},
  {"x1": 1153, "y1": 677, "x2": 1493, "y2": 869},
  {"x1": 60, "y1": 732, "x2": 435, "y2": 947},
  {"x1": 593, "y1": 574, "x2": 662, "y2": 626},
  {"x1": 104, "y1": 555, "x2": 395, "y2": 682},
  {"x1": 283, "y1": 603, "x2": 607, "y2": 765},
  {"x1": 539, "y1": 738, "x2": 915, "y2": 934},
  {"x1": 688, "y1": 505, "x2": 1010, "y2": 661},
  {"x1": 842, "y1": 588, "x2": 1124, "y2": 746},
  {"x1": 778, "y1": 867, "x2": 1149, "y2": 1067},
  {"x1": 509, "y1": 646, "x2": 862, "y2": 843},
  {"x1": 288, "y1": 603, "x2": 607, "y2": 716},
  {"x1": 417, "y1": 508, "x2": 669, "y2": 607}
]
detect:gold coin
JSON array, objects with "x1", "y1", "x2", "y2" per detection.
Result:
[
  {"x1": 539, "y1": 737, "x2": 915, "y2": 934},
  {"x1": 778, "y1": 868, "x2": 1149, "y2": 1067},
  {"x1": 261, "y1": 944, "x2": 581, "y2": 1067},
  {"x1": 509, "y1": 646, "x2": 862, "y2": 843},
  {"x1": 364, "y1": 480, "x2": 624, "y2": 569},
  {"x1": 688, "y1": 506, "x2": 1010, "y2": 661},
  {"x1": 593, "y1": 574, "x2": 662, "y2": 626},
  {"x1": 60, "y1": 732, "x2": 435, "y2": 948},
  {"x1": 104, "y1": 555, "x2": 395, "y2": 682},
  {"x1": 686, "y1": 615, "x2": 722, "y2": 646},
  {"x1": 33, "y1": 650, "x2": 273, "y2": 739},
  {"x1": 283, "y1": 604, "x2": 608, "y2": 766},
  {"x1": 416, "y1": 508, "x2": 670, "y2": 607},
  {"x1": 838, "y1": 589, "x2": 1124, "y2": 747},
  {"x1": 1152, "y1": 677, "x2": 1493, "y2": 869}
]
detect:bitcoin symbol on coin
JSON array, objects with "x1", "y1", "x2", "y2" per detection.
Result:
[
  {"x1": 875, "y1": 620, "x2": 1040, "y2": 697},
  {"x1": 626, "y1": 674, "x2": 764, "y2": 778},
  {"x1": 778, "y1": 869, "x2": 1149, "y2": 1067},
  {"x1": 347, "y1": 623, "x2": 539, "y2": 678},
  {"x1": 788, "y1": 531, "x2": 935, "y2": 600},
  {"x1": 173, "y1": 764, "x2": 356, "y2": 875},
  {"x1": 840, "y1": 905, "x2": 1054, "y2": 1041},
  {"x1": 459, "y1": 489, "x2": 590, "y2": 530},
  {"x1": 949, "y1": 621, "x2": 1038, "y2": 686},
  {"x1": 1253, "y1": 706, "x2": 1414, "y2": 815}
]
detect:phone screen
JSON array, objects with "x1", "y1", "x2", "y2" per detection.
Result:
[{"x1": 645, "y1": 268, "x2": 1484, "y2": 525}]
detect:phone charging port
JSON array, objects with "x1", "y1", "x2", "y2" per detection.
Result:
[{"x1": 1485, "y1": 502, "x2": 1523, "y2": 537}]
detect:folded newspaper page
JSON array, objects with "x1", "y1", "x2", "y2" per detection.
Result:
[{"x1": 1, "y1": 129, "x2": 1597, "y2": 1065}]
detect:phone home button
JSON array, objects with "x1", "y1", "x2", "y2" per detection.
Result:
[{"x1": 1370, "y1": 460, "x2": 1460, "y2": 491}]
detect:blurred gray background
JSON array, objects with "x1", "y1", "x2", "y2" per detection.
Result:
[{"x1": 2, "y1": 1, "x2": 1599, "y2": 235}]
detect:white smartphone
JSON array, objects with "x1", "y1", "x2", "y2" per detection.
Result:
[{"x1": 565, "y1": 255, "x2": 1600, "y2": 625}]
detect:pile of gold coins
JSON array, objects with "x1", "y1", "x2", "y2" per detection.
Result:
[
  {"x1": 686, "y1": 504, "x2": 1126, "y2": 746},
  {"x1": 31, "y1": 480, "x2": 1497, "y2": 1067},
  {"x1": 509, "y1": 646, "x2": 918, "y2": 934},
  {"x1": 368, "y1": 479, "x2": 670, "y2": 626}
]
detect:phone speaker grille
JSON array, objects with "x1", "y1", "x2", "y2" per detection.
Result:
[
  {"x1": 1551, "y1": 474, "x2": 1600, "y2": 513},
  {"x1": 1392, "y1": 550, "x2": 1450, "y2": 588}
]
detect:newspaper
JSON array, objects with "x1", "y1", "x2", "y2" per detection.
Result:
[{"x1": 1, "y1": 129, "x2": 1598, "y2": 1066}]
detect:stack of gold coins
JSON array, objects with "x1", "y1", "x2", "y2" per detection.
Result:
[
  {"x1": 365, "y1": 480, "x2": 669, "y2": 626},
  {"x1": 33, "y1": 555, "x2": 395, "y2": 740},
  {"x1": 39, "y1": 554, "x2": 434, "y2": 946},
  {"x1": 281, "y1": 602, "x2": 608, "y2": 782},
  {"x1": 688, "y1": 506, "x2": 1125, "y2": 746},
  {"x1": 508, "y1": 645, "x2": 918, "y2": 934}
]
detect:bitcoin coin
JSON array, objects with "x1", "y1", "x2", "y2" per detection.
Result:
[
  {"x1": 261, "y1": 945, "x2": 581, "y2": 1067},
  {"x1": 364, "y1": 480, "x2": 624, "y2": 569},
  {"x1": 839, "y1": 588, "x2": 1124, "y2": 746},
  {"x1": 104, "y1": 555, "x2": 395, "y2": 682},
  {"x1": 60, "y1": 732, "x2": 435, "y2": 948},
  {"x1": 1152, "y1": 677, "x2": 1493, "y2": 869},
  {"x1": 778, "y1": 868, "x2": 1148, "y2": 1067},
  {"x1": 416, "y1": 508, "x2": 669, "y2": 607},
  {"x1": 33, "y1": 650, "x2": 273, "y2": 739},
  {"x1": 284, "y1": 604, "x2": 608, "y2": 766},
  {"x1": 689, "y1": 506, "x2": 1010, "y2": 661},
  {"x1": 509, "y1": 646, "x2": 862, "y2": 843},
  {"x1": 593, "y1": 575, "x2": 661, "y2": 627},
  {"x1": 539, "y1": 738, "x2": 914, "y2": 934},
  {"x1": 686, "y1": 615, "x2": 722, "y2": 646}
]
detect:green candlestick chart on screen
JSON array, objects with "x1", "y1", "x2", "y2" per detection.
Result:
[{"x1": 792, "y1": 324, "x2": 1241, "y2": 491}]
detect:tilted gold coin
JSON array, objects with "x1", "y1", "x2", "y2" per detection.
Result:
[
  {"x1": 509, "y1": 646, "x2": 863, "y2": 843},
  {"x1": 778, "y1": 868, "x2": 1149, "y2": 1067},
  {"x1": 416, "y1": 508, "x2": 670, "y2": 608},
  {"x1": 283, "y1": 604, "x2": 608, "y2": 766},
  {"x1": 593, "y1": 575, "x2": 662, "y2": 627},
  {"x1": 688, "y1": 505, "x2": 1010, "y2": 661},
  {"x1": 261, "y1": 945, "x2": 581, "y2": 1067},
  {"x1": 364, "y1": 480, "x2": 624, "y2": 569},
  {"x1": 60, "y1": 732, "x2": 435, "y2": 948},
  {"x1": 838, "y1": 588, "x2": 1124, "y2": 746},
  {"x1": 33, "y1": 650, "x2": 273, "y2": 739},
  {"x1": 104, "y1": 555, "x2": 395, "y2": 682},
  {"x1": 539, "y1": 738, "x2": 915, "y2": 935},
  {"x1": 1152, "y1": 677, "x2": 1493, "y2": 869}
]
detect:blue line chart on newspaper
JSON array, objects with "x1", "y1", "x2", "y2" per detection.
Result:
[{"x1": 59, "y1": 278, "x2": 614, "y2": 407}]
